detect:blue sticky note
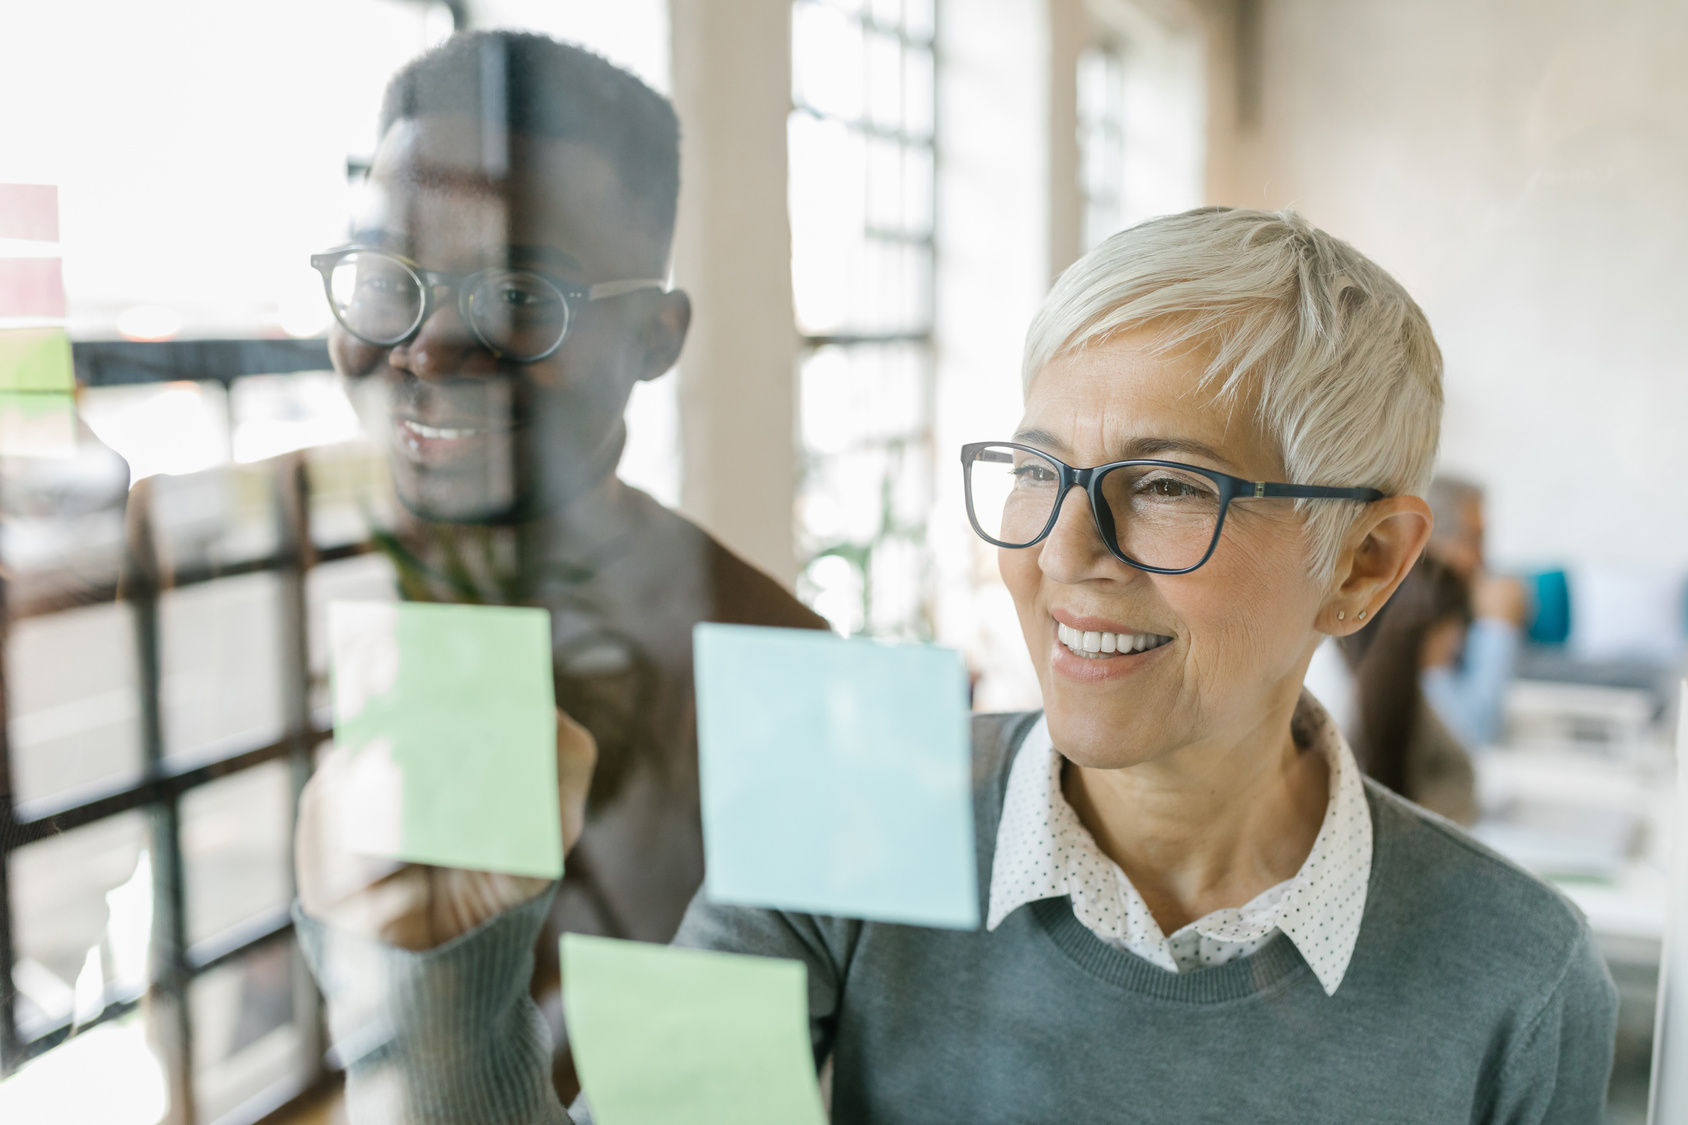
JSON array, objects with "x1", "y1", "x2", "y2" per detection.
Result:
[{"x1": 694, "y1": 624, "x2": 977, "y2": 928}]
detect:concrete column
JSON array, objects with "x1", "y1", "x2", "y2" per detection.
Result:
[{"x1": 668, "y1": 0, "x2": 800, "y2": 586}]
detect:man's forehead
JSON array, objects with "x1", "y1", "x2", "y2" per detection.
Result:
[{"x1": 359, "y1": 115, "x2": 648, "y2": 271}]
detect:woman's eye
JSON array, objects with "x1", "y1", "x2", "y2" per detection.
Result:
[
  {"x1": 1141, "y1": 475, "x2": 1211, "y2": 499},
  {"x1": 1012, "y1": 463, "x2": 1056, "y2": 485}
]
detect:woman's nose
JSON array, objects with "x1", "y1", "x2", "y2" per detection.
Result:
[{"x1": 1037, "y1": 485, "x2": 1117, "y2": 582}]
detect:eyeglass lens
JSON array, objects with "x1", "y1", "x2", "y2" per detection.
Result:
[
  {"x1": 324, "y1": 250, "x2": 571, "y2": 359},
  {"x1": 965, "y1": 443, "x2": 1223, "y2": 570}
]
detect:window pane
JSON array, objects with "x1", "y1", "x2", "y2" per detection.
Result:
[
  {"x1": 866, "y1": 31, "x2": 904, "y2": 132},
  {"x1": 790, "y1": 113, "x2": 869, "y2": 334},
  {"x1": 159, "y1": 571, "x2": 285, "y2": 761},
  {"x1": 307, "y1": 436, "x2": 395, "y2": 550},
  {"x1": 306, "y1": 551, "x2": 398, "y2": 700},
  {"x1": 865, "y1": 135, "x2": 906, "y2": 232},
  {"x1": 230, "y1": 371, "x2": 362, "y2": 473},
  {"x1": 902, "y1": 45, "x2": 934, "y2": 139},
  {"x1": 181, "y1": 761, "x2": 292, "y2": 947},
  {"x1": 903, "y1": 143, "x2": 935, "y2": 235},
  {"x1": 10, "y1": 812, "x2": 149, "y2": 1039},
  {"x1": 8, "y1": 600, "x2": 143, "y2": 806},
  {"x1": 854, "y1": 238, "x2": 931, "y2": 333},
  {"x1": 868, "y1": 533, "x2": 927, "y2": 636},
  {"x1": 903, "y1": 0, "x2": 935, "y2": 41},
  {"x1": 0, "y1": 1016, "x2": 167, "y2": 1124},
  {"x1": 190, "y1": 942, "x2": 306, "y2": 1123},
  {"x1": 800, "y1": 445, "x2": 896, "y2": 547},
  {"x1": 792, "y1": 1, "x2": 864, "y2": 119},
  {"x1": 801, "y1": 343, "x2": 928, "y2": 456},
  {"x1": 79, "y1": 381, "x2": 231, "y2": 487}
]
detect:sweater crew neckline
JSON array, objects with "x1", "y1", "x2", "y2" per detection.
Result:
[{"x1": 1029, "y1": 892, "x2": 1312, "y2": 1003}]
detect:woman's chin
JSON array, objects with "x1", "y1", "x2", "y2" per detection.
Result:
[{"x1": 1043, "y1": 710, "x2": 1161, "y2": 771}]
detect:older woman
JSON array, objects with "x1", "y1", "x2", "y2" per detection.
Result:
[{"x1": 296, "y1": 207, "x2": 1616, "y2": 1123}]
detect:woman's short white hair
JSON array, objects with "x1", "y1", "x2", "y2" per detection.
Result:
[{"x1": 1023, "y1": 206, "x2": 1442, "y2": 582}]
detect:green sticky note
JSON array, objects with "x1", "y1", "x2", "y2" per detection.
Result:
[
  {"x1": 327, "y1": 600, "x2": 563, "y2": 878},
  {"x1": 0, "y1": 328, "x2": 74, "y2": 393},
  {"x1": 0, "y1": 390, "x2": 76, "y2": 458},
  {"x1": 562, "y1": 935, "x2": 826, "y2": 1125}
]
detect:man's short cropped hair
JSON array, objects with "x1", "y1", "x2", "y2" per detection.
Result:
[
  {"x1": 1022, "y1": 206, "x2": 1444, "y2": 582},
  {"x1": 380, "y1": 30, "x2": 681, "y2": 264}
]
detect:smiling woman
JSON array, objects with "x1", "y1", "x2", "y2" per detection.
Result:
[{"x1": 295, "y1": 206, "x2": 1618, "y2": 1124}]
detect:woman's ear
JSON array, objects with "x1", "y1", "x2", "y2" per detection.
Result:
[
  {"x1": 1319, "y1": 496, "x2": 1433, "y2": 635},
  {"x1": 633, "y1": 289, "x2": 692, "y2": 382}
]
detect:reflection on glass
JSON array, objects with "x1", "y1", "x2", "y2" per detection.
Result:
[
  {"x1": 10, "y1": 813, "x2": 148, "y2": 1037},
  {"x1": 188, "y1": 945, "x2": 303, "y2": 1123},
  {"x1": 181, "y1": 762, "x2": 291, "y2": 947},
  {"x1": 8, "y1": 602, "x2": 142, "y2": 806},
  {"x1": 160, "y1": 573, "x2": 285, "y2": 762}
]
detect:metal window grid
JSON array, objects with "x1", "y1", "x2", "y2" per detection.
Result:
[
  {"x1": 1077, "y1": 41, "x2": 1128, "y2": 251},
  {"x1": 0, "y1": 338, "x2": 370, "y2": 1124},
  {"x1": 791, "y1": 0, "x2": 941, "y2": 639}
]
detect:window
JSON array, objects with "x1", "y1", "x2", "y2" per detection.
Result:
[
  {"x1": 789, "y1": 0, "x2": 939, "y2": 638},
  {"x1": 0, "y1": 4, "x2": 447, "y2": 1123},
  {"x1": 1074, "y1": 19, "x2": 1204, "y2": 249},
  {"x1": 1077, "y1": 42, "x2": 1129, "y2": 250}
]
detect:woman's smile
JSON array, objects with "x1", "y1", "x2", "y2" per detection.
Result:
[{"x1": 1049, "y1": 612, "x2": 1175, "y2": 682}]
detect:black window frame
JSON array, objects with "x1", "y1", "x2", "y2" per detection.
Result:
[{"x1": 1, "y1": 336, "x2": 373, "y2": 1124}]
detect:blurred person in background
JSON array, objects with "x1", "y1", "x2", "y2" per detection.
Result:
[
  {"x1": 306, "y1": 26, "x2": 826, "y2": 1094},
  {"x1": 1420, "y1": 475, "x2": 1528, "y2": 747},
  {"x1": 1338, "y1": 554, "x2": 1479, "y2": 825}
]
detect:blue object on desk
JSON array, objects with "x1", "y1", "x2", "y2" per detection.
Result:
[
  {"x1": 1526, "y1": 568, "x2": 1571, "y2": 645},
  {"x1": 693, "y1": 624, "x2": 978, "y2": 929}
]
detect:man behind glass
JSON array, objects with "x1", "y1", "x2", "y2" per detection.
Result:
[{"x1": 308, "y1": 26, "x2": 826, "y2": 1089}]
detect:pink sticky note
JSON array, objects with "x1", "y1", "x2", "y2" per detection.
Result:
[
  {"x1": 0, "y1": 258, "x2": 66, "y2": 318},
  {"x1": 0, "y1": 185, "x2": 59, "y2": 242}
]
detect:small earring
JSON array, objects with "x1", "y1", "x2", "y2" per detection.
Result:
[
  {"x1": 1357, "y1": 609, "x2": 1368, "y2": 621},
  {"x1": 1336, "y1": 611, "x2": 1345, "y2": 621}
]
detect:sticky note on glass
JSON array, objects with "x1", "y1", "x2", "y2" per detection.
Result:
[
  {"x1": 694, "y1": 624, "x2": 977, "y2": 928},
  {"x1": 0, "y1": 328, "x2": 74, "y2": 393},
  {"x1": 327, "y1": 600, "x2": 562, "y2": 878},
  {"x1": 562, "y1": 934, "x2": 826, "y2": 1125},
  {"x1": 0, "y1": 391, "x2": 76, "y2": 459},
  {"x1": 0, "y1": 258, "x2": 66, "y2": 319},
  {"x1": 0, "y1": 185, "x2": 59, "y2": 242}
]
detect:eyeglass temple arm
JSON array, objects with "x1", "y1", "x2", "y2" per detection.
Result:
[
  {"x1": 1252, "y1": 482, "x2": 1386, "y2": 502},
  {"x1": 585, "y1": 279, "x2": 666, "y2": 300}
]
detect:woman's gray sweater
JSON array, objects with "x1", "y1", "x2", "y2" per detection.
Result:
[{"x1": 298, "y1": 711, "x2": 1618, "y2": 1124}]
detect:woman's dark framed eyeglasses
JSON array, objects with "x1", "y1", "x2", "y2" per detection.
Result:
[
  {"x1": 309, "y1": 245, "x2": 664, "y2": 363},
  {"x1": 960, "y1": 440, "x2": 1386, "y2": 575}
]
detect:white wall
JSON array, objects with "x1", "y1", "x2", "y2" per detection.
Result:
[{"x1": 1212, "y1": 0, "x2": 1688, "y2": 571}]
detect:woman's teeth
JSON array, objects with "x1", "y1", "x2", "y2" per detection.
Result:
[{"x1": 1056, "y1": 622, "x2": 1171, "y2": 658}]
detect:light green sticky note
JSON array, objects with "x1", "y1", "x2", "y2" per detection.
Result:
[
  {"x1": 0, "y1": 390, "x2": 76, "y2": 458},
  {"x1": 327, "y1": 600, "x2": 563, "y2": 878},
  {"x1": 0, "y1": 328, "x2": 74, "y2": 393},
  {"x1": 562, "y1": 935, "x2": 826, "y2": 1125}
]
